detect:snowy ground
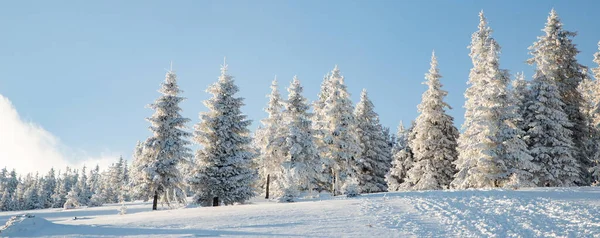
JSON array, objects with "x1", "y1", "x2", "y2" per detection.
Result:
[{"x1": 1, "y1": 187, "x2": 599, "y2": 237}]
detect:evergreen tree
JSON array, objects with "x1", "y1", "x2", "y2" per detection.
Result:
[
  {"x1": 254, "y1": 77, "x2": 286, "y2": 198},
  {"x1": 277, "y1": 165, "x2": 300, "y2": 203},
  {"x1": 454, "y1": 12, "x2": 525, "y2": 189},
  {"x1": 188, "y1": 62, "x2": 256, "y2": 206},
  {"x1": 528, "y1": 9, "x2": 590, "y2": 185},
  {"x1": 321, "y1": 66, "x2": 361, "y2": 195},
  {"x1": 39, "y1": 168, "x2": 56, "y2": 208},
  {"x1": 0, "y1": 187, "x2": 12, "y2": 211},
  {"x1": 523, "y1": 66, "x2": 580, "y2": 187},
  {"x1": 63, "y1": 189, "x2": 80, "y2": 209},
  {"x1": 129, "y1": 141, "x2": 150, "y2": 201},
  {"x1": 87, "y1": 165, "x2": 103, "y2": 206},
  {"x1": 403, "y1": 52, "x2": 459, "y2": 190},
  {"x1": 504, "y1": 73, "x2": 538, "y2": 188},
  {"x1": 386, "y1": 122, "x2": 414, "y2": 191},
  {"x1": 354, "y1": 89, "x2": 390, "y2": 193},
  {"x1": 589, "y1": 42, "x2": 600, "y2": 184},
  {"x1": 312, "y1": 73, "x2": 333, "y2": 191},
  {"x1": 75, "y1": 166, "x2": 91, "y2": 206},
  {"x1": 51, "y1": 172, "x2": 67, "y2": 208},
  {"x1": 279, "y1": 76, "x2": 321, "y2": 195},
  {"x1": 134, "y1": 70, "x2": 192, "y2": 210}
]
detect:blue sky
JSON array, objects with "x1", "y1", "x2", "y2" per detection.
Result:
[{"x1": 1, "y1": 0, "x2": 600, "y2": 172}]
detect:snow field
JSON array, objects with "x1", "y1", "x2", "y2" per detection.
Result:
[{"x1": 1, "y1": 187, "x2": 599, "y2": 237}]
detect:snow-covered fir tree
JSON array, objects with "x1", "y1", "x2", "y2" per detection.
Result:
[
  {"x1": 588, "y1": 42, "x2": 600, "y2": 184},
  {"x1": 51, "y1": 171, "x2": 68, "y2": 208},
  {"x1": 277, "y1": 165, "x2": 300, "y2": 203},
  {"x1": 511, "y1": 73, "x2": 530, "y2": 130},
  {"x1": 129, "y1": 141, "x2": 151, "y2": 201},
  {"x1": 453, "y1": 12, "x2": 528, "y2": 189},
  {"x1": 342, "y1": 176, "x2": 360, "y2": 198},
  {"x1": 403, "y1": 52, "x2": 459, "y2": 190},
  {"x1": 354, "y1": 89, "x2": 391, "y2": 193},
  {"x1": 504, "y1": 73, "x2": 538, "y2": 188},
  {"x1": 312, "y1": 73, "x2": 333, "y2": 191},
  {"x1": 39, "y1": 168, "x2": 56, "y2": 208},
  {"x1": 254, "y1": 77, "x2": 286, "y2": 198},
  {"x1": 133, "y1": 69, "x2": 192, "y2": 210},
  {"x1": 63, "y1": 190, "x2": 80, "y2": 210},
  {"x1": 188, "y1": 62, "x2": 257, "y2": 206},
  {"x1": 523, "y1": 65, "x2": 580, "y2": 187},
  {"x1": 320, "y1": 66, "x2": 361, "y2": 195},
  {"x1": 528, "y1": 9, "x2": 590, "y2": 185},
  {"x1": 279, "y1": 76, "x2": 321, "y2": 196},
  {"x1": 87, "y1": 165, "x2": 103, "y2": 206},
  {"x1": 578, "y1": 72, "x2": 600, "y2": 186},
  {"x1": 75, "y1": 166, "x2": 91, "y2": 206},
  {"x1": 386, "y1": 122, "x2": 414, "y2": 191}
]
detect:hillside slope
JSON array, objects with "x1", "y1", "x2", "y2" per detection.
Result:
[{"x1": 1, "y1": 187, "x2": 599, "y2": 237}]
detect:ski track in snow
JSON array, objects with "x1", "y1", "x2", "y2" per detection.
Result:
[
  {"x1": 1, "y1": 188, "x2": 599, "y2": 237},
  {"x1": 359, "y1": 188, "x2": 600, "y2": 238}
]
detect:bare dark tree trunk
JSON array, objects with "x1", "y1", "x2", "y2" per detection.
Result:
[
  {"x1": 332, "y1": 170, "x2": 336, "y2": 196},
  {"x1": 265, "y1": 174, "x2": 270, "y2": 199},
  {"x1": 213, "y1": 197, "x2": 219, "y2": 207},
  {"x1": 152, "y1": 190, "x2": 158, "y2": 210}
]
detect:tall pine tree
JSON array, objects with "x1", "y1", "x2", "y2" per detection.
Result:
[
  {"x1": 524, "y1": 61, "x2": 580, "y2": 187},
  {"x1": 453, "y1": 12, "x2": 528, "y2": 189},
  {"x1": 403, "y1": 52, "x2": 459, "y2": 190},
  {"x1": 528, "y1": 9, "x2": 590, "y2": 185},
  {"x1": 504, "y1": 73, "x2": 538, "y2": 188},
  {"x1": 321, "y1": 66, "x2": 361, "y2": 195},
  {"x1": 589, "y1": 42, "x2": 600, "y2": 184},
  {"x1": 134, "y1": 69, "x2": 192, "y2": 210},
  {"x1": 278, "y1": 76, "x2": 321, "y2": 198},
  {"x1": 354, "y1": 89, "x2": 391, "y2": 193},
  {"x1": 254, "y1": 77, "x2": 286, "y2": 198},
  {"x1": 188, "y1": 62, "x2": 256, "y2": 206},
  {"x1": 385, "y1": 121, "x2": 414, "y2": 191}
]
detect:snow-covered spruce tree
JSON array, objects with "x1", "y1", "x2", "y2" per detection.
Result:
[
  {"x1": 39, "y1": 168, "x2": 56, "y2": 208},
  {"x1": 312, "y1": 73, "x2": 333, "y2": 191},
  {"x1": 386, "y1": 122, "x2": 414, "y2": 191},
  {"x1": 63, "y1": 189, "x2": 80, "y2": 210},
  {"x1": 279, "y1": 76, "x2": 321, "y2": 196},
  {"x1": 277, "y1": 165, "x2": 300, "y2": 203},
  {"x1": 76, "y1": 166, "x2": 91, "y2": 206},
  {"x1": 589, "y1": 43, "x2": 600, "y2": 184},
  {"x1": 578, "y1": 72, "x2": 600, "y2": 186},
  {"x1": 353, "y1": 89, "x2": 390, "y2": 193},
  {"x1": 188, "y1": 62, "x2": 256, "y2": 206},
  {"x1": 134, "y1": 70, "x2": 192, "y2": 210},
  {"x1": 524, "y1": 67, "x2": 580, "y2": 187},
  {"x1": 129, "y1": 141, "x2": 151, "y2": 201},
  {"x1": 453, "y1": 12, "x2": 528, "y2": 189},
  {"x1": 0, "y1": 187, "x2": 12, "y2": 211},
  {"x1": 342, "y1": 176, "x2": 360, "y2": 198},
  {"x1": 87, "y1": 165, "x2": 103, "y2": 206},
  {"x1": 321, "y1": 66, "x2": 361, "y2": 195},
  {"x1": 511, "y1": 73, "x2": 530, "y2": 130},
  {"x1": 254, "y1": 77, "x2": 286, "y2": 198},
  {"x1": 51, "y1": 173, "x2": 67, "y2": 208},
  {"x1": 528, "y1": 9, "x2": 590, "y2": 185},
  {"x1": 504, "y1": 73, "x2": 538, "y2": 189},
  {"x1": 403, "y1": 52, "x2": 459, "y2": 190}
]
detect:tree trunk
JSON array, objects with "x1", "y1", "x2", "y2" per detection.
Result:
[
  {"x1": 212, "y1": 197, "x2": 219, "y2": 207},
  {"x1": 332, "y1": 170, "x2": 336, "y2": 196},
  {"x1": 265, "y1": 174, "x2": 270, "y2": 199},
  {"x1": 152, "y1": 191, "x2": 158, "y2": 211}
]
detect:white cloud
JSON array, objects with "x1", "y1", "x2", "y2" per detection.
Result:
[{"x1": 0, "y1": 94, "x2": 119, "y2": 174}]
